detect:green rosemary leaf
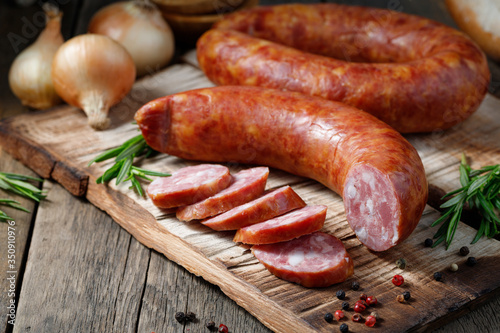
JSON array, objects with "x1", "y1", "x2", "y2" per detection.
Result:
[
  {"x1": 131, "y1": 166, "x2": 170, "y2": 177},
  {"x1": 430, "y1": 208, "x2": 453, "y2": 227},
  {"x1": 471, "y1": 218, "x2": 486, "y2": 244},
  {"x1": 0, "y1": 172, "x2": 44, "y2": 182},
  {"x1": 459, "y1": 163, "x2": 470, "y2": 188},
  {"x1": 99, "y1": 161, "x2": 124, "y2": 184},
  {"x1": 440, "y1": 192, "x2": 466, "y2": 209},
  {"x1": 129, "y1": 176, "x2": 144, "y2": 197},
  {"x1": 88, "y1": 146, "x2": 124, "y2": 166},
  {"x1": 445, "y1": 207, "x2": 462, "y2": 246},
  {"x1": 116, "y1": 156, "x2": 133, "y2": 185}
]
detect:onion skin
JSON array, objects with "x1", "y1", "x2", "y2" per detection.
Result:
[
  {"x1": 88, "y1": 1, "x2": 175, "y2": 76},
  {"x1": 51, "y1": 34, "x2": 136, "y2": 130},
  {"x1": 8, "y1": 6, "x2": 63, "y2": 109}
]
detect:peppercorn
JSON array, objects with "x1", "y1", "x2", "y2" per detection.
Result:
[
  {"x1": 424, "y1": 238, "x2": 433, "y2": 247},
  {"x1": 396, "y1": 294, "x2": 405, "y2": 303},
  {"x1": 466, "y1": 256, "x2": 477, "y2": 266},
  {"x1": 218, "y1": 324, "x2": 228, "y2": 333},
  {"x1": 359, "y1": 293, "x2": 368, "y2": 300},
  {"x1": 351, "y1": 281, "x2": 360, "y2": 291},
  {"x1": 366, "y1": 296, "x2": 378, "y2": 306},
  {"x1": 185, "y1": 311, "x2": 196, "y2": 322},
  {"x1": 449, "y1": 263, "x2": 459, "y2": 272},
  {"x1": 351, "y1": 313, "x2": 363, "y2": 322},
  {"x1": 206, "y1": 320, "x2": 216, "y2": 330},
  {"x1": 336, "y1": 290, "x2": 346, "y2": 300},
  {"x1": 324, "y1": 312, "x2": 334, "y2": 323},
  {"x1": 370, "y1": 311, "x2": 379, "y2": 319},
  {"x1": 335, "y1": 310, "x2": 345, "y2": 321},
  {"x1": 434, "y1": 272, "x2": 443, "y2": 282},
  {"x1": 396, "y1": 258, "x2": 407, "y2": 269},
  {"x1": 392, "y1": 274, "x2": 404, "y2": 286},
  {"x1": 459, "y1": 246, "x2": 470, "y2": 256},
  {"x1": 174, "y1": 312, "x2": 186, "y2": 323},
  {"x1": 342, "y1": 301, "x2": 349, "y2": 310},
  {"x1": 339, "y1": 323, "x2": 349, "y2": 333},
  {"x1": 356, "y1": 300, "x2": 368, "y2": 307},
  {"x1": 365, "y1": 315, "x2": 377, "y2": 327},
  {"x1": 354, "y1": 302, "x2": 366, "y2": 313}
]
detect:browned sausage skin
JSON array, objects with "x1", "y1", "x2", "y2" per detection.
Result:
[
  {"x1": 197, "y1": 4, "x2": 490, "y2": 133},
  {"x1": 135, "y1": 86, "x2": 428, "y2": 251}
]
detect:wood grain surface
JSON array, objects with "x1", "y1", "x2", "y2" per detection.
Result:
[{"x1": 1, "y1": 0, "x2": 500, "y2": 332}]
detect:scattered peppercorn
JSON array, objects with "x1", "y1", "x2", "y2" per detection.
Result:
[
  {"x1": 336, "y1": 290, "x2": 346, "y2": 300},
  {"x1": 396, "y1": 258, "x2": 407, "y2": 269},
  {"x1": 351, "y1": 281, "x2": 360, "y2": 291},
  {"x1": 459, "y1": 246, "x2": 470, "y2": 256},
  {"x1": 365, "y1": 315, "x2": 377, "y2": 327},
  {"x1": 434, "y1": 272, "x2": 443, "y2": 282},
  {"x1": 424, "y1": 238, "x2": 433, "y2": 247},
  {"x1": 339, "y1": 323, "x2": 349, "y2": 333},
  {"x1": 324, "y1": 312, "x2": 334, "y2": 323},
  {"x1": 403, "y1": 291, "x2": 411, "y2": 301},
  {"x1": 396, "y1": 294, "x2": 405, "y2": 303},
  {"x1": 356, "y1": 300, "x2": 368, "y2": 307},
  {"x1": 449, "y1": 263, "x2": 459, "y2": 272},
  {"x1": 370, "y1": 311, "x2": 379, "y2": 319},
  {"x1": 175, "y1": 312, "x2": 186, "y2": 323},
  {"x1": 352, "y1": 313, "x2": 363, "y2": 322},
  {"x1": 466, "y1": 256, "x2": 477, "y2": 266},
  {"x1": 354, "y1": 302, "x2": 366, "y2": 313},
  {"x1": 185, "y1": 311, "x2": 196, "y2": 322},
  {"x1": 335, "y1": 310, "x2": 345, "y2": 321},
  {"x1": 218, "y1": 324, "x2": 228, "y2": 333},
  {"x1": 366, "y1": 296, "x2": 377, "y2": 306},
  {"x1": 342, "y1": 301, "x2": 349, "y2": 310},
  {"x1": 392, "y1": 274, "x2": 404, "y2": 286},
  {"x1": 206, "y1": 320, "x2": 216, "y2": 330},
  {"x1": 359, "y1": 293, "x2": 368, "y2": 300}
]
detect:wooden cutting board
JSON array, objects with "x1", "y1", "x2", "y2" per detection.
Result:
[{"x1": 1, "y1": 55, "x2": 500, "y2": 333}]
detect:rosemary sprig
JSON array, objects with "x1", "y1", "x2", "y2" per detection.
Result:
[
  {"x1": 432, "y1": 154, "x2": 500, "y2": 248},
  {"x1": 88, "y1": 133, "x2": 170, "y2": 196},
  {"x1": 0, "y1": 172, "x2": 46, "y2": 222}
]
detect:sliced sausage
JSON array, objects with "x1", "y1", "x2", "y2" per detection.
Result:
[
  {"x1": 233, "y1": 205, "x2": 326, "y2": 244},
  {"x1": 252, "y1": 231, "x2": 354, "y2": 288},
  {"x1": 176, "y1": 166, "x2": 269, "y2": 221},
  {"x1": 196, "y1": 4, "x2": 490, "y2": 133},
  {"x1": 201, "y1": 185, "x2": 306, "y2": 231},
  {"x1": 135, "y1": 86, "x2": 428, "y2": 251},
  {"x1": 147, "y1": 164, "x2": 231, "y2": 208}
]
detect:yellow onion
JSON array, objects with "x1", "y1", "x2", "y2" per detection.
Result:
[
  {"x1": 88, "y1": 1, "x2": 175, "y2": 76},
  {"x1": 51, "y1": 34, "x2": 136, "y2": 130},
  {"x1": 8, "y1": 4, "x2": 63, "y2": 109}
]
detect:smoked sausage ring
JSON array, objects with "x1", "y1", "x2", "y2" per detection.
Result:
[
  {"x1": 135, "y1": 86, "x2": 428, "y2": 251},
  {"x1": 196, "y1": 4, "x2": 490, "y2": 133}
]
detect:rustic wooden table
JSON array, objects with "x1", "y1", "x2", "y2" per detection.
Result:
[{"x1": 1, "y1": 0, "x2": 499, "y2": 332}]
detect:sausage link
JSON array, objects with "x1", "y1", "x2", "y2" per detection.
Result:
[
  {"x1": 135, "y1": 86, "x2": 428, "y2": 251},
  {"x1": 197, "y1": 4, "x2": 490, "y2": 133}
]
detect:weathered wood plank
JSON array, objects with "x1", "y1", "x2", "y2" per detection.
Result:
[
  {"x1": 12, "y1": 181, "x2": 150, "y2": 333},
  {"x1": 0, "y1": 148, "x2": 38, "y2": 333}
]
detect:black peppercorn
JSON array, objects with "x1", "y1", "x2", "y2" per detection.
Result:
[
  {"x1": 424, "y1": 238, "x2": 433, "y2": 247},
  {"x1": 185, "y1": 311, "x2": 196, "y2": 322},
  {"x1": 434, "y1": 272, "x2": 443, "y2": 282},
  {"x1": 336, "y1": 290, "x2": 346, "y2": 300},
  {"x1": 339, "y1": 323, "x2": 349, "y2": 333},
  {"x1": 466, "y1": 256, "x2": 477, "y2": 266},
  {"x1": 342, "y1": 301, "x2": 349, "y2": 310},
  {"x1": 324, "y1": 312, "x2": 334, "y2": 323},
  {"x1": 174, "y1": 311, "x2": 186, "y2": 323},
  {"x1": 403, "y1": 291, "x2": 411, "y2": 301},
  {"x1": 459, "y1": 246, "x2": 470, "y2": 256},
  {"x1": 206, "y1": 320, "x2": 216, "y2": 330},
  {"x1": 351, "y1": 281, "x2": 360, "y2": 291}
]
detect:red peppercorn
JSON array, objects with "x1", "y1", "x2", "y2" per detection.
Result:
[
  {"x1": 365, "y1": 315, "x2": 377, "y2": 327},
  {"x1": 354, "y1": 302, "x2": 366, "y2": 313},
  {"x1": 218, "y1": 324, "x2": 228, "y2": 333},
  {"x1": 352, "y1": 313, "x2": 363, "y2": 322},
  {"x1": 392, "y1": 274, "x2": 404, "y2": 286},
  {"x1": 366, "y1": 296, "x2": 378, "y2": 306},
  {"x1": 355, "y1": 300, "x2": 367, "y2": 307},
  {"x1": 335, "y1": 310, "x2": 345, "y2": 321},
  {"x1": 359, "y1": 293, "x2": 368, "y2": 300}
]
